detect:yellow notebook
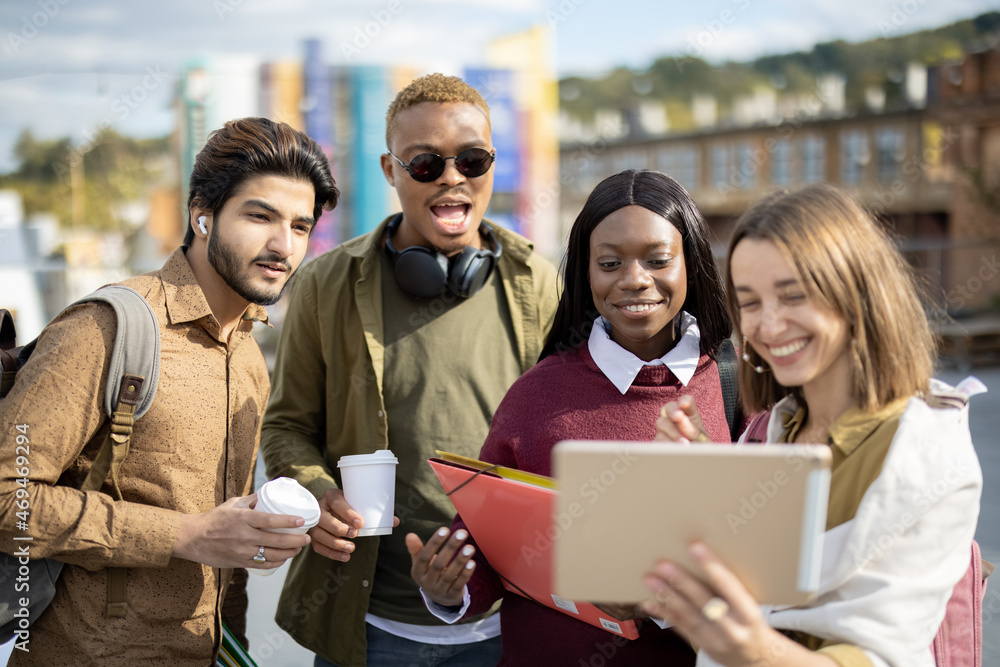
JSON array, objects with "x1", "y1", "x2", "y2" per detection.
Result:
[{"x1": 434, "y1": 450, "x2": 557, "y2": 490}]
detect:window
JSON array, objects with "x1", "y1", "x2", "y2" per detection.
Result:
[
  {"x1": 876, "y1": 127, "x2": 905, "y2": 183},
  {"x1": 735, "y1": 142, "x2": 759, "y2": 189},
  {"x1": 801, "y1": 135, "x2": 825, "y2": 183},
  {"x1": 677, "y1": 146, "x2": 700, "y2": 192},
  {"x1": 614, "y1": 148, "x2": 647, "y2": 173},
  {"x1": 770, "y1": 138, "x2": 792, "y2": 186},
  {"x1": 656, "y1": 145, "x2": 700, "y2": 191},
  {"x1": 712, "y1": 143, "x2": 733, "y2": 188},
  {"x1": 840, "y1": 130, "x2": 870, "y2": 185}
]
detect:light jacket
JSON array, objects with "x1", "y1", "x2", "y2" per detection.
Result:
[
  {"x1": 260, "y1": 217, "x2": 559, "y2": 666},
  {"x1": 697, "y1": 381, "x2": 983, "y2": 667}
]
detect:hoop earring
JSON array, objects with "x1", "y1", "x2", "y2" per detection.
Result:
[{"x1": 741, "y1": 337, "x2": 767, "y2": 374}]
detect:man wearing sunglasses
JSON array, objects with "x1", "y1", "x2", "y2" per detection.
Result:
[{"x1": 261, "y1": 73, "x2": 558, "y2": 667}]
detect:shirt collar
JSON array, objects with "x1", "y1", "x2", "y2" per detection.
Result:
[
  {"x1": 826, "y1": 398, "x2": 909, "y2": 457},
  {"x1": 587, "y1": 311, "x2": 702, "y2": 395},
  {"x1": 161, "y1": 247, "x2": 270, "y2": 329},
  {"x1": 775, "y1": 395, "x2": 909, "y2": 457}
]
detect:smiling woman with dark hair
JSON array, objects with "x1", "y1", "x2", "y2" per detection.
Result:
[
  {"x1": 540, "y1": 168, "x2": 732, "y2": 363},
  {"x1": 408, "y1": 169, "x2": 746, "y2": 665}
]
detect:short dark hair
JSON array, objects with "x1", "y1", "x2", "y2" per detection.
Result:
[
  {"x1": 184, "y1": 117, "x2": 339, "y2": 245},
  {"x1": 385, "y1": 73, "x2": 490, "y2": 149},
  {"x1": 540, "y1": 169, "x2": 731, "y2": 361}
]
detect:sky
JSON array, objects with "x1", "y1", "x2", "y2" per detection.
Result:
[{"x1": 1, "y1": 0, "x2": 998, "y2": 173}]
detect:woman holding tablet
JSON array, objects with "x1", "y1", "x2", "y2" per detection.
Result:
[
  {"x1": 408, "y1": 169, "x2": 745, "y2": 665},
  {"x1": 648, "y1": 183, "x2": 983, "y2": 667}
]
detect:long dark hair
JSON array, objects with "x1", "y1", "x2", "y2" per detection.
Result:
[{"x1": 540, "y1": 169, "x2": 731, "y2": 361}]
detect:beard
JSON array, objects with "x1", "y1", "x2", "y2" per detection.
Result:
[{"x1": 207, "y1": 232, "x2": 291, "y2": 306}]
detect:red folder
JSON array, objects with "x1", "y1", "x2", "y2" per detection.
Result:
[{"x1": 428, "y1": 455, "x2": 641, "y2": 640}]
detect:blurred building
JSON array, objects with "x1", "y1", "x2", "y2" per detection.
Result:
[
  {"x1": 173, "y1": 30, "x2": 559, "y2": 260},
  {"x1": 0, "y1": 191, "x2": 68, "y2": 341},
  {"x1": 931, "y1": 46, "x2": 1000, "y2": 313},
  {"x1": 558, "y1": 45, "x2": 1000, "y2": 313}
]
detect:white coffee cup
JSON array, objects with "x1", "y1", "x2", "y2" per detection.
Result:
[
  {"x1": 337, "y1": 450, "x2": 399, "y2": 537},
  {"x1": 249, "y1": 477, "x2": 321, "y2": 576}
]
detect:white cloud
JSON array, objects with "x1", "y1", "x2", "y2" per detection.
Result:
[{"x1": 0, "y1": 0, "x2": 995, "y2": 173}]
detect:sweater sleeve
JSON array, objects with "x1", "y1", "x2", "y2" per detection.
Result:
[
  {"x1": 451, "y1": 512, "x2": 507, "y2": 620},
  {"x1": 452, "y1": 384, "x2": 533, "y2": 619}
]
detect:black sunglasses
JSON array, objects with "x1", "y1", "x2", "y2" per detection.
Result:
[{"x1": 387, "y1": 147, "x2": 496, "y2": 183}]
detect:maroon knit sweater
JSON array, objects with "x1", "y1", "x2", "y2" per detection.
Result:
[{"x1": 454, "y1": 343, "x2": 740, "y2": 666}]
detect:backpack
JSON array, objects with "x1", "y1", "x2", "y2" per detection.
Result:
[
  {"x1": 0, "y1": 285, "x2": 161, "y2": 643},
  {"x1": 716, "y1": 338, "x2": 743, "y2": 441},
  {"x1": 741, "y1": 405, "x2": 991, "y2": 666}
]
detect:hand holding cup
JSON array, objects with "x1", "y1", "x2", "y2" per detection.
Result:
[{"x1": 249, "y1": 477, "x2": 321, "y2": 576}]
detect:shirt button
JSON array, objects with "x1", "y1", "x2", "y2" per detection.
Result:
[
  {"x1": 362, "y1": 580, "x2": 369, "y2": 588},
  {"x1": 377, "y1": 410, "x2": 384, "y2": 418}
]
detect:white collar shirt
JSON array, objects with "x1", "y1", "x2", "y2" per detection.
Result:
[{"x1": 587, "y1": 311, "x2": 702, "y2": 395}]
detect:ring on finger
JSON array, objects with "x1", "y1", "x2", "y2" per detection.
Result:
[
  {"x1": 701, "y1": 596, "x2": 729, "y2": 621},
  {"x1": 253, "y1": 545, "x2": 266, "y2": 564}
]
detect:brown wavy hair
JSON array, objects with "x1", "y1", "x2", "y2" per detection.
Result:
[
  {"x1": 185, "y1": 117, "x2": 338, "y2": 245},
  {"x1": 727, "y1": 183, "x2": 934, "y2": 413}
]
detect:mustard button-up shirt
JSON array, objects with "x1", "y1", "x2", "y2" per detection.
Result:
[{"x1": 0, "y1": 248, "x2": 269, "y2": 665}]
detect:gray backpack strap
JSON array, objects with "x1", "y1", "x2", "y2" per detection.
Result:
[
  {"x1": 71, "y1": 285, "x2": 161, "y2": 420},
  {"x1": 71, "y1": 285, "x2": 160, "y2": 618}
]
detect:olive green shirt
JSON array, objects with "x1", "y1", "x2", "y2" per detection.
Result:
[
  {"x1": 781, "y1": 399, "x2": 909, "y2": 667},
  {"x1": 370, "y1": 251, "x2": 521, "y2": 622}
]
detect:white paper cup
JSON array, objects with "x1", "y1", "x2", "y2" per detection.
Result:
[
  {"x1": 249, "y1": 477, "x2": 321, "y2": 576},
  {"x1": 338, "y1": 450, "x2": 399, "y2": 537}
]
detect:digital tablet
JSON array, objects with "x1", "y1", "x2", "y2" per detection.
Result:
[{"x1": 551, "y1": 440, "x2": 831, "y2": 606}]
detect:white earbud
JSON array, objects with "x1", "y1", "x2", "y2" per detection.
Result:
[{"x1": 197, "y1": 216, "x2": 208, "y2": 235}]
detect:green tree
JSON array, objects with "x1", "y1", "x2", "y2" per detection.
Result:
[{"x1": 0, "y1": 128, "x2": 170, "y2": 232}]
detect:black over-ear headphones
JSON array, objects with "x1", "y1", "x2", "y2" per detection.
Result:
[{"x1": 383, "y1": 214, "x2": 503, "y2": 299}]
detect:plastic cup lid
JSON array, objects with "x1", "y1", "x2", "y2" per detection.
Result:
[
  {"x1": 258, "y1": 477, "x2": 321, "y2": 524},
  {"x1": 337, "y1": 450, "x2": 399, "y2": 467}
]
